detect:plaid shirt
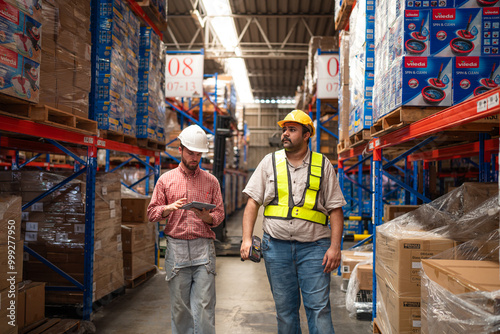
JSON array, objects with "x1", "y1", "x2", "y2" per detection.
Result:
[{"x1": 147, "y1": 165, "x2": 225, "y2": 240}]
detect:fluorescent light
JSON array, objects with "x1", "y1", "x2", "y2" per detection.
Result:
[{"x1": 201, "y1": 0, "x2": 254, "y2": 104}]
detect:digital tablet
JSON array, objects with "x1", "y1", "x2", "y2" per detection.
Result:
[{"x1": 180, "y1": 201, "x2": 216, "y2": 210}]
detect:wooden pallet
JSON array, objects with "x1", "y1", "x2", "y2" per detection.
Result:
[
  {"x1": 125, "y1": 267, "x2": 157, "y2": 289},
  {"x1": 335, "y1": 0, "x2": 356, "y2": 30},
  {"x1": 337, "y1": 139, "x2": 348, "y2": 153},
  {"x1": 22, "y1": 318, "x2": 80, "y2": 334},
  {"x1": 372, "y1": 318, "x2": 383, "y2": 334},
  {"x1": 29, "y1": 105, "x2": 97, "y2": 135},
  {"x1": 100, "y1": 130, "x2": 138, "y2": 146},
  {"x1": 137, "y1": 138, "x2": 166, "y2": 151},
  {"x1": 370, "y1": 106, "x2": 445, "y2": 138},
  {"x1": 349, "y1": 129, "x2": 371, "y2": 147},
  {"x1": 0, "y1": 103, "x2": 31, "y2": 119}
]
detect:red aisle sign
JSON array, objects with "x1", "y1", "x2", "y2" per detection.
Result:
[{"x1": 165, "y1": 54, "x2": 204, "y2": 98}]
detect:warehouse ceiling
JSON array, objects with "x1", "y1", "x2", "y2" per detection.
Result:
[{"x1": 166, "y1": 0, "x2": 337, "y2": 101}]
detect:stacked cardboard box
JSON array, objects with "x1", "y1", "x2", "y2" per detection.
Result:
[
  {"x1": 121, "y1": 197, "x2": 156, "y2": 280},
  {"x1": 39, "y1": 0, "x2": 91, "y2": 117},
  {"x1": 375, "y1": 183, "x2": 498, "y2": 334},
  {"x1": 0, "y1": 1, "x2": 41, "y2": 103},
  {"x1": 0, "y1": 171, "x2": 124, "y2": 304},
  {"x1": 136, "y1": 26, "x2": 166, "y2": 142},
  {"x1": 341, "y1": 250, "x2": 372, "y2": 291},
  {"x1": 0, "y1": 196, "x2": 23, "y2": 333},
  {"x1": 421, "y1": 259, "x2": 500, "y2": 334}
]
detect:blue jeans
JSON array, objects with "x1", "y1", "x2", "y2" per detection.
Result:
[
  {"x1": 165, "y1": 239, "x2": 216, "y2": 334},
  {"x1": 262, "y1": 232, "x2": 335, "y2": 334}
]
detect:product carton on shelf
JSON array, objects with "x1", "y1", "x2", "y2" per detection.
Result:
[
  {"x1": 122, "y1": 197, "x2": 151, "y2": 223},
  {"x1": 0, "y1": 287, "x2": 18, "y2": 334},
  {"x1": 453, "y1": 56, "x2": 500, "y2": 104},
  {"x1": 383, "y1": 204, "x2": 419, "y2": 222},
  {"x1": 430, "y1": 8, "x2": 499, "y2": 57},
  {"x1": 17, "y1": 281, "x2": 45, "y2": 331}
]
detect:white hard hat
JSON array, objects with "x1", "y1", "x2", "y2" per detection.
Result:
[{"x1": 178, "y1": 125, "x2": 209, "y2": 153}]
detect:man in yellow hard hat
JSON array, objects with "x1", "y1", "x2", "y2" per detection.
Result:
[
  {"x1": 148, "y1": 125, "x2": 225, "y2": 334},
  {"x1": 241, "y1": 110, "x2": 346, "y2": 333}
]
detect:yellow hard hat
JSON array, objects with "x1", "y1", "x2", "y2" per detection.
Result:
[{"x1": 277, "y1": 110, "x2": 315, "y2": 137}]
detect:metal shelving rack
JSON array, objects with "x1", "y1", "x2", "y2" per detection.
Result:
[
  {"x1": 338, "y1": 87, "x2": 500, "y2": 319},
  {"x1": 0, "y1": 115, "x2": 161, "y2": 320}
]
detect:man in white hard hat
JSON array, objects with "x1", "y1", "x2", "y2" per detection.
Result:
[
  {"x1": 241, "y1": 110, "x2": 346, "y2": 334},
  {"x1": 148, "y1": 124, "x2": 225, "y2": 334}
]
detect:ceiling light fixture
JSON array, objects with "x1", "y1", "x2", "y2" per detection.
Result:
[{"x1": 200, "y1": 0, "x2": 254, "y2": 104}]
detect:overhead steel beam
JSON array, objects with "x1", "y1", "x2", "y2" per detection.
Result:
[{"x1": 168, "y1": 14, "x2": 336, "y2": 19}]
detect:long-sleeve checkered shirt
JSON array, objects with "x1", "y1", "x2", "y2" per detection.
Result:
[{"x1": 147, "y1": 166, "x2": 225, "y2": 240}]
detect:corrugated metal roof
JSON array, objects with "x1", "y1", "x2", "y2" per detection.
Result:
[{"x1": 166, "y1": 0, "x2": 336, "y2": 100}]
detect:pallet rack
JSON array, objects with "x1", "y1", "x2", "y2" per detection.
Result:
[
  {"x1": 0, "y1": 114, "x2": 162, "y2": 321},
  {"x1": 338, "y1": 86, "x2": 500, "y2": 319}
]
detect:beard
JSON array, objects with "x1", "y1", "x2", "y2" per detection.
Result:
[{"x1": 181, "y1": 155, "x2": 199, "y2": 171}]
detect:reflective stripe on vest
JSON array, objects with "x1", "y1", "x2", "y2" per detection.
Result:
[{"x1": 264, "y1": 150, "x2": 328, "y2": 225}]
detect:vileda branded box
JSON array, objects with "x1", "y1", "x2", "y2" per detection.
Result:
[
  {"x1": 392, "y1": 10, "x2": 432, "y2": 58},
  {"x1": 0, "y1": 44, "x2": 39, "y2": 103},
  {"x1": 453, "y1": 56, "x2": 500, "y2": 104},
  {"x1": 430, "y1": 8, "x2": 499, "y2": 56},
  {"x1": 392, "y1": 56, "x2": 453, "y2": 108}
]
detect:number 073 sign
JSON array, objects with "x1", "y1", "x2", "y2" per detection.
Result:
[
  {"x1": 165, "y1": 54, "x2": 204, "y2": 98},
  {"x1": 316, "y1": 54, "x2": 340, "y2": 99}
]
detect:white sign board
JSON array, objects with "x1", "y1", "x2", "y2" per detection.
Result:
[
  {"x1": 165, "y1": 54, "x2": 204, "y2": 98},
  {"x1": 316, "y1": 54, "x2": 340, "y2": 99}
]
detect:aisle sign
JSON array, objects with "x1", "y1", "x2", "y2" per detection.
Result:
[
  {"x1": 165, "y1": 54, "x2": 204, "y2": 98},
  {"x1": 316, "y1": 54, "x2": 340, "y2": 99}
]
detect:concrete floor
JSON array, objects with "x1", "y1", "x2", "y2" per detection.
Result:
[{"x1": 92, "y1": 208, "x2": 373, "y2": 333}]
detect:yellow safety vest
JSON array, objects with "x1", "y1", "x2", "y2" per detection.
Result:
[{"x1": 264, "y1": 149, "x2": 329, "y2": 225}]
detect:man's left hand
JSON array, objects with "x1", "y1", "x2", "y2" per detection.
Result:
[
  {"x1": 322, "y1": 246, "x2": 341, "y2": 273},
  {"x1": 191, "y1": 208, "x2": 213, "y2": 225}
]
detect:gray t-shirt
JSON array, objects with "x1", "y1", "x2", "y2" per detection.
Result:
[{"x1": 243, "y1": 149, "x2": 346, "y2": 242}]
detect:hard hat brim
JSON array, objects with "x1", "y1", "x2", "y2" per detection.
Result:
[
  {"x1": 182, "y1": 144, "x2": 209, "y2": 153},
  {"x1": 277, "y1": 120, "x2": 315, "y2": 137}
]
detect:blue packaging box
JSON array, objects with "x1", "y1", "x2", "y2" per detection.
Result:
[
  {"x1": 95, "y1": 75, "x2": 123, "y2": 102},
  {"x1": 430, "y1": 8, "x2": 499, "y2": 56},
  {"x1": 98, "y1": 0, "x2": 114, "y2": 18},
  {"x1": 0, "y1": 44, "x2": 39, "y2": 103},
  {"x1": 393, "y1": 10, "x2": 431, "y2": 57},
  {"x1": 453, "y1": 56, "x2": 500, "y2": 104},
  {"x1": 354, "y1": 100, "x2": 373, "y2": 133},
  {"x1": 137, "y1": 92, "x2": 150, "y2": 114},
  {"x1": 0, "y1": 1, "x2": 42, "y2": 63},
  {"x1": 393, "y1": 56, "x2": 453, "y2": 108},
  {"x1": 96, "y1": 101, "x2": 123, "y2": 133}
]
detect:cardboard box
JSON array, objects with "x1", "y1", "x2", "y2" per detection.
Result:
[
  {"x1": 20, "y1": 282, "x2": 45, "y2": 328},
  {"x1": 121, "y1": 223, "x2": 155, "y2": 253},
  {"x1": 453, "y1": 56, "x2": 500, "y2": 104},
  {"x1": 421, "y1": 260, "x2": 500, "y2": 333},
  {"x1": 0, "y1": 287, "x2": 18, "y2": 333},
  {"x1": 376, "y1": 275, "x2": 421, "y2": 334},
  {"x1": 430, "y1": 8, "x2": 499, "y2": 57},
  {"x1": 376, "y1": 230, "x2": 455, "y2": 296},
  {"x1": 383, "y1": 204, "x2": 420, "y2": 222},
  {"x1": 422, "y1": 259, "x2": 500, "y2": 295},
  {"x1": 0, "y1": 195, "x2": 21, "y2": 244},
  {"x1": 391, "y1": 10, "x2": 431, "y2": 58},
  {"x1": 341, "y1": 250, "x2": 372, "y2": 279},
  {"x1": 0, "y1": 1, "x2": 42, "y2": 62},
  {"x1": 121, "y1": 198, "x2": 151, "y2": 223},
  {"x1": 0, "y1": 44, "x2": 40, "y2": 103},
  {"x1": 123, "y1": 245, "x2": 155, "y2": 279},
  {"x1": 0, "y1": 240, "x2": 23, "y2": 291},
  {"x1": 357, "y1": 264, "x2": 373, "y2": 291},
  {"x1": 391, "y1": 56, "x2": 453, "y2": 108}
]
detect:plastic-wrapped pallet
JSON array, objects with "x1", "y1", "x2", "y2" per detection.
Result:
[
  {"x1": 420, "y1": 231, "x2": 500, "y2": 334},
  {"x1": 375, "y1": 182, "x2": 498, "y2": 334}
]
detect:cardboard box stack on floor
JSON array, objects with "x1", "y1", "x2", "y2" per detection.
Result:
[
  {"x1": 0, "y1": 171, "x2": 124, "y2": 305},
  {"x1": 17, "y1": 282, "x2": 45, "y2": 332},
  {"x1": 0, "y1": 196, "x2": 23, "y2": 334},
  {"x1": 341, "y1": 250, "x2": 373, "y2": 291},
  {"x1": 375, "y1": 182, "x2": 498, "y2": 334},
  {"x1": 421, "y1": 259, "x2": 500, "y2": 334},
  {"x1": 121, "y1": 197, "x2": 156, "y2": 280}
]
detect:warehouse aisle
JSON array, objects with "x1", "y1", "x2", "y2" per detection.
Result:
[{"x1": 92, "y1": 208, "x2": 372, "y2": 333}]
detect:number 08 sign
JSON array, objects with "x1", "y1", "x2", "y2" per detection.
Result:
[
  {"x1": 316, "y1": 54, "x2": 340, "y2": 99},
  {"x1": 165, "y1": 54, "x2": 204, "y2": 98}
]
